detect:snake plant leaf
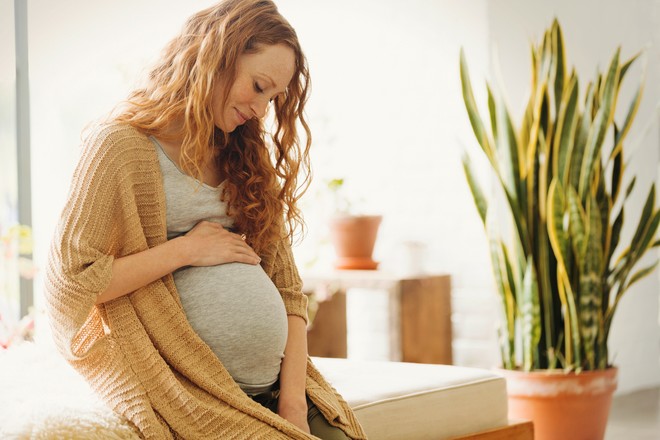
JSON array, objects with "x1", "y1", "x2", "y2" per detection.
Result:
[
  {"x1": 538, "y1": 131, "x2": 550, "y2": 223},
  {"x1": 487, "y1": 83, "x2": 498, "y2": 142},
  {"x1": 625, "y1": 260, "x2": 660, "y2": 292},
  {"x1": 521, "y1": 98, "x2": 533, "y2": 152},
  {"x1": 553, "y1": 73, "x2": 579, "y2": 185},
  {"x1": 611, "y1": 191, "x2": 659, "y2": 307},
  {"x1": 542, "y1": 88, "x2": 553, "y2": 141},
  {"x1": 552, "y1": 19, "x2": 566, "y2": 119},
  {"x1": 496, "y1": 92, "x2": 523, "y2": 199},
  {"x1": 547, "y1": 178, "x2": 571, "y2": 269},
  {"x1": 556, "y1": 264, "x2": 581, "y2": 369},
  {"x1": 502, "y1": 245, "x2": 520, "y2": 306},
  {"x1": 625, "y1": 176, "x2": 637, "y2": 199},
  {"x1": 609, "y1": 81, "x2": 643, "y2": 163},
  {"x1": 580, "y1": 194, "x2": 605, "y2": 369},
  {"x1": 597, "y1": 182, "x2": 612, "y2": 265},
  {"x1": 487, "y1": 216, "x2": 516, "y2": 369},
  {"x1": 522, "y1": 256, "x2": 541, "y2": 371},
  {"x1": 608, "y1": 207, "x2": 660, "y2": 333},
  {"x1": 618, "y1": 51, "x2": 641, "y2": 86},
  {"x1": 567, "y1": 185, "x2": 588, "y2": 262},
  {"x1": 569, "y1": 83, "x2": 594, "y2": 190},
  {"x1": 631, "y1": 208, "x2": 660, "y2": 264},
  {"x1": 629, "y1": 185, "x2": 656, "y2": 254},
  {"x1": 610, "y1": 146, "x2": 623, "y2": 203},
  {"x1": 609, "y1": 177, "x2": 639, "y2": 269},
  {"x1": 579, "y1": 48, "x2": 620, "y2": 201},
  {"x1": 462, "y1": 153, "x2": 488, "y2": 225},
  {"x1": 460, "y1": 49, "x2": 494, "y2": 163}
]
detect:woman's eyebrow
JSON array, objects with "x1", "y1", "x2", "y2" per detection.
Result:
[{"x1": 258, "y1": 72, "x2": 289, "y2": 94}]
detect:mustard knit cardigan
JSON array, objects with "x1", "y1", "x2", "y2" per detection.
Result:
[{"x1": 44, "y1": 123, "x2": 367, "y2": 439}]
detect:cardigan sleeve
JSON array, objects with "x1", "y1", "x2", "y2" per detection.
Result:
[
  {"x1": 263, "y1": 234, "x2": 309, "y2": 324},
  {"x1": 44, "y1": 124, "x2": 137, "y2": 359}
]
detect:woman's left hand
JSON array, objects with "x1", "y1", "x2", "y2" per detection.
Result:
[{"x1": 278, "y1": 399, "x2": 310, "y2": 434}]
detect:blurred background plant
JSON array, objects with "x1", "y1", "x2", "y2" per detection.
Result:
[{"x1": 0, "y1": 223, "x2": 37, "y2": 349}]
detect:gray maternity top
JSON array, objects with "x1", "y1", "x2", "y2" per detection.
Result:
[{"x1": 152, "y1": 136, "x2": 288, "y2": 395}]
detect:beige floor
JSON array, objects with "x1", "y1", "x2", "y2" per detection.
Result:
[{"x1": 605, "y1": 387, "x2": 660, "y2": 440}]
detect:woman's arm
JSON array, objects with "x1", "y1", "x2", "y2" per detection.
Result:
[
  {"x1": 96, "y1": 221, "x2": 261, "y2": 304},
  {"x1": 278, "y1": 314, "x2": 310, "y2": 434}
]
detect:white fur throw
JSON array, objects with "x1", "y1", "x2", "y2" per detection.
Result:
[{"x1": 0, "y1": 342, "x2": 140, "y2": 439}]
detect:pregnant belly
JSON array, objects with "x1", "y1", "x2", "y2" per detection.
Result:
[{"x1": 173, "y1": 262, "x2": 288, "y2": 391}]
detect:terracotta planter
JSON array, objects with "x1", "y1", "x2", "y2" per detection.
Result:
[
  {"x1": 329, "y1": 215, "x2": 382, "y2": 270},
  {"x1": 498, "y1": 367, "x2": 618, "y2": 440}
]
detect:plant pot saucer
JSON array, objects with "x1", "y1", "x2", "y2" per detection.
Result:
[{"x1": 333, "y1": 257, "x2": 379, "y2": 270}]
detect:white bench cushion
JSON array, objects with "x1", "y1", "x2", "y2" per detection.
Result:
[
  {"x1": 0, "y1": 343, "x2": 507, "y2": 439},
  {"x1": 312, "y1": 357, "x2": 508, "y2": 440}
]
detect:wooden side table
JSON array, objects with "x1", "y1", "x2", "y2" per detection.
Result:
[{"x1": 302, "y1": 271, "x2": 452, "y2": 364}]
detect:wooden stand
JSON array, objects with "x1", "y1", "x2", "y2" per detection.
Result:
[
  {"x1": 303, "y1": 271, "x2": 452, "y2": 364},
  {"x1": 451, "y1": 420, "x2": 534, "y2": 440}
]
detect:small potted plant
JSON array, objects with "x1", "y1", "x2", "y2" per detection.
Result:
[
  {"x1": 326, "y1": 178, "x2": 382, "y2": 270},
  {"x1": 460, "y1": 19, "x2": 659, "y2": 440}
]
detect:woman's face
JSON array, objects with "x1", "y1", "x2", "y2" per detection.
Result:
[{"x1": 213, "y1": 43, "x2": 296, "y2": 132}]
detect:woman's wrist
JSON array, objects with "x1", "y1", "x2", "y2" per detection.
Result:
[
  {"x1": 170, "y1": 235, "x2": 193, "y2": 267},
  {"x1": 278, "y1": 388, "x2": 307, "y2": 409}
]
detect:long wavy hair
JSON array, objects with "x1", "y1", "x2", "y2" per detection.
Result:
[{"x1": 112, "y1": 0, "x2": 311, "y2": 254}]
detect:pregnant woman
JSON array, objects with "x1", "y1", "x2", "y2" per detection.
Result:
[{"x1": 44, "y1": 1, "x2": 365, "y2": 439}]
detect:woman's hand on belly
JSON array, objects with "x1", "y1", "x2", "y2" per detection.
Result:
[{"x1": 181, "y1": 221, "x2": 261, "y2": 266}]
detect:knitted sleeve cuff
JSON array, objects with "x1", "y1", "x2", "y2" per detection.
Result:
[{"x1": 282, "y1": 290, "x2": 309, "y2": 323}]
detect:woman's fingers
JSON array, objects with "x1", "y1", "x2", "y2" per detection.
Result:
[{"x1": 184, "y1": 221, "x2": 260, "y2": 266}]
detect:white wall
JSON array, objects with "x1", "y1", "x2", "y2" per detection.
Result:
[{"x1": 487, "y1": 0, "x2": 660, "y2": 394}]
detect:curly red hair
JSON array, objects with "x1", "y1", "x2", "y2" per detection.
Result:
[{"x1": 112, "y1": 0, "x2": 311, "y2": 254}]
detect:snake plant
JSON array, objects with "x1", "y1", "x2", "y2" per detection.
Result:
[{"x1": 460, "y1": 19, "x2": 660, "y2": 372}]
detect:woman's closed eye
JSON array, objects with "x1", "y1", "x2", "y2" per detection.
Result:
[{"x1": 254, "y1": 82, "x2": 275, "y2": 102}]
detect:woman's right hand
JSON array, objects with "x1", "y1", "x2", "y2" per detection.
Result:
[{"x1": 182, "y1": 221, "x2": 261, "y2": 267}]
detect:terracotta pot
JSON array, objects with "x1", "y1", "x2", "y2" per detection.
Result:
[
  {"x1": 329, "y1": 215, "x2": 382, "y2": 270},
  {"x1": 498, "y1": 367, "x2": 618, "y2": 440}
]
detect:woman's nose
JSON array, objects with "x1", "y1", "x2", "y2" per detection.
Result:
[{"x1": 251, "y1": 97, "x2": 269, "y2": 119}]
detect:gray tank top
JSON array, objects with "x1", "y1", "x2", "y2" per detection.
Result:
[{"x1": 151, "y1": 136, "x2": 288, "y2": 395}]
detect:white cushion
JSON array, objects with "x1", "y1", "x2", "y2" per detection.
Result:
[
  {"x1": 0, "y1": 342, "x2": 141, "y2": 439},
  {"x1": 313, "y1": 357, "x2": 508, "y2": 440},
  {"x1": 0, "y1": 343, "x2": 507, "y2": 440}
]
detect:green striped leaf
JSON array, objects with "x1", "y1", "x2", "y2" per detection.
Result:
[
  {"x1": 547, "y1": 178, "x2": 571, "y2": 269},
  {"x1": 618, "y1": 51, "x2": 641, "y2": 86},
  {"x1": 487, "y1": 212, "x2": 516, "y2": 369},
  {"x1": 462, "y1": 153, "x2": 489, "y2": 225},
  {"x1": 567, "y1": 186, "x2": 588, "y2": 261},
  {"x1": 552, "y1": 19, "x2": 566, "y2": 118},
  {"x1": 487, "y1": 83, "x2": 498, "y2": 143},
  {"x1": 569, "y1": 84, "x2": 594, "y2": 190},
  {"x1": 625, "y1": 260, "x2": 659, "y2": 292},
  {"x1": 629, "y1": 185, "x2": 656, "y2": 253},
  {"x1": 579, "y1": 49, "x2": 620, "y2": 201},
  {"x1": 579, "y1": 194, "x2": 604, "y2": 369},
  {"x1": 609, "y1": 82, "x2": 643, "y2": 163},
  {"x1": 460, "y1": 49, "x2": 495, "y2": 163},
  {"x1": 495, "y1": 94, "x2": 523, "y2": 208},
  {"x1": 522, "y1": 257, "x2": 541, "y2": 371},
  {"x1": 610, "y1": 146, "x2": 623, "y2": 203},
  {"x1": 553, "y1": 73, "x2": 579, "y2": 185}
]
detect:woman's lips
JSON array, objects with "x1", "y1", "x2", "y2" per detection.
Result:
[{"x1": 235, "y1": 108, "x2": 249, "y2": 124}]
